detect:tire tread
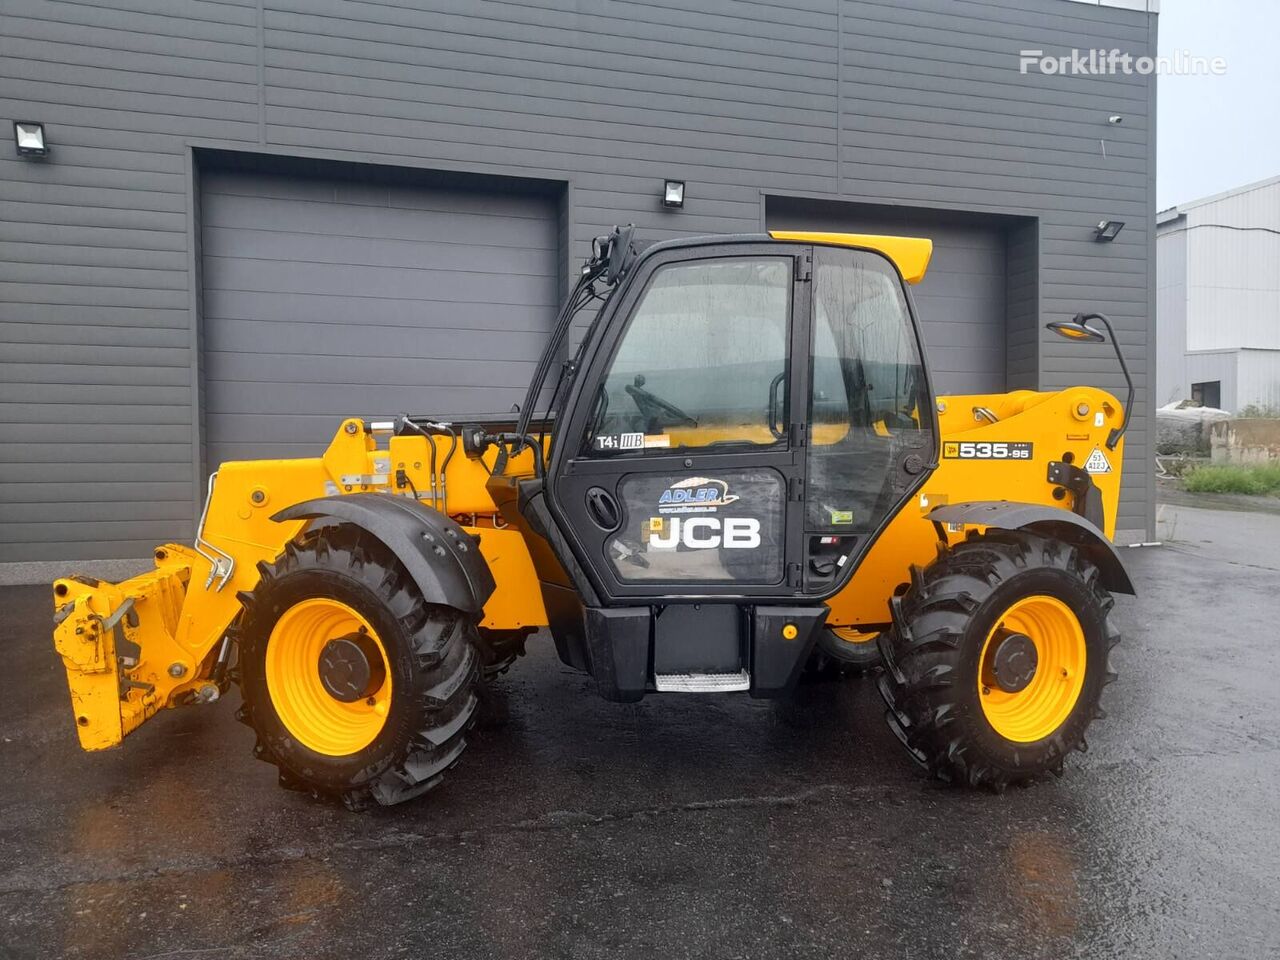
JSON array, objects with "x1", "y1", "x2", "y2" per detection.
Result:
[
  {"x1": 237, "y1": 525, "x2": 481, "y2": 809},
  {"x1": 877, "y1": 530, "x2": 1120, "y2": 790}
]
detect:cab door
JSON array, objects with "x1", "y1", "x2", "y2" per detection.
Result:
[
  {"x1": 547, "y1": 243, "x2": 812, "y2": 602},
  {"x1": 798, "y1": 244, "x2": 938, "y2": 596},
  {"x1": 547, "y1": 240, "x2": 938, "y2": 606}
]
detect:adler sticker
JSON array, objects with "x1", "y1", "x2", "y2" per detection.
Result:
[
  {"x1": 657, "y1": 477, "x2": 740, "y2": 515},
  {"x1": 1084, "y1": 447, "x2": 1113, "y2": 475}
]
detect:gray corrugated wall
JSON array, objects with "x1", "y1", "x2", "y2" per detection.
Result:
[
  {"x1": 0, "y1": 0, "x2": 1157, "y2": 565},
  {"x1": 1005, "y1": 220, "x2": 1042, "y2": 393}
]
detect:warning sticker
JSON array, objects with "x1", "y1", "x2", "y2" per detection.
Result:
[{"x1": 1084, "y1": 447, "x2": 1113, "y2": 475}]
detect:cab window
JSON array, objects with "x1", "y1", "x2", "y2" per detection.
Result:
[
  {"x1": 806, "y1": 248, "x2": 931, "y2": 532},
  {"x1": 585, "y1": 257, "x2": 791, "y2": 455}
]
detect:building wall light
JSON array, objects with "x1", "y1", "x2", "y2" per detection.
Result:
[
  {"x1": 1094, "y1": 219, "x2": 1124, "y2": 241},
  {"x1": 662, "y1": 179, "x2": 685, "y2": 208},
  {"x1": 14, "y1": 121, "x2": 49, "y2": 159}
]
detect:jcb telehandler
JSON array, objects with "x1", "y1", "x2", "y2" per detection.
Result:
[{"x1": 52, "y1": 228, "x2": 1133, "y2": 809}]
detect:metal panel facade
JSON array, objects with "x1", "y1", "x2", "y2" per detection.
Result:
[
  {"x1": 1156, "y1": 176, "x2": 1280, "y2": 413},
  {"x1": 1155, "y1": 216, "x2": 1188, "y2": 408},
  {"x1": 0, "y1": 0, "x2": 1158, "y2": 568},
  {"x1": 1184, "y1": 181, "x2": 1280, "y2": 353},
  {"x1": 1237, "y1": 350, "x2": 1280, "y2": 412}
]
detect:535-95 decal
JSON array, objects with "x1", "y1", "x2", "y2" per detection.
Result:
[{"x1": 943, "y1": 441, "x2": 1034, "y2": 460}]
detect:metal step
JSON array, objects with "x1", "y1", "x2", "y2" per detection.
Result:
[{"x1": 654, "y1": 670, "x2": 750, "y2": 693}]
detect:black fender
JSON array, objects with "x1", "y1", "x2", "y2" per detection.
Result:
[
  {"x1": 273, "y1": 493, "x2": 496, "y2": 614},
  {"x1": 927, "y1": 501, "x2": 1135, "y2": 596}
]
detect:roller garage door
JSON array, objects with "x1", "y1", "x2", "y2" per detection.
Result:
[
  {"x1": 768, "y1": 198, "x2": 1008, "y2": 394},
  {"x1": 199, "y1": 166, "x2": 559, "y2": 469}
]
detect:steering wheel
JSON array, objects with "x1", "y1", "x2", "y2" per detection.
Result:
[{"x1": 624, "y1": 375, "x2": 698, "y2": 431}]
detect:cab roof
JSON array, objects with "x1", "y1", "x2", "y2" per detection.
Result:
[
  {"x1": 768, "y1": 231, "x2": 933, "y2": 285},
  {"x1": 631, "y1": 231, "x2": 933, "y2": 286}
]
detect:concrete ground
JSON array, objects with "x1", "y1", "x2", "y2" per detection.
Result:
[{"x1": 3, "y1": 502, "x2": 1279, "y2": 960}]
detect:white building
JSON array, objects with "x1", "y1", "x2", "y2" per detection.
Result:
[{"x1": 1157, "y1": 176, "x2": 1280, "y2": 413}]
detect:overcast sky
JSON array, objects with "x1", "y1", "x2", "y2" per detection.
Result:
[{"x1": 1156, "y1": 0, "x2": 1280, "y2": 210}]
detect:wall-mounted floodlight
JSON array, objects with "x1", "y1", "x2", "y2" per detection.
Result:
[
  {"x1": 13, "y1": 121, "x2": 48, "y2": 158},
  {"x1": 1093, "y1": 219, "x2": 1124, "y2": 242},
  {"x1": 662, "y1": 180, "x2": 685, "y2": 208},
  {"x1": 1046, "y1": 312, "x2": 1132, "y2": 450}
]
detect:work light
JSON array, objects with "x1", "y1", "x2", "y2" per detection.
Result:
[
  {"x1": 1093, "y1": 219, "x2": 1124, "y2": 241},
  {"x1": 13, "y1": 121, "x2": 48, "y2": 158}
]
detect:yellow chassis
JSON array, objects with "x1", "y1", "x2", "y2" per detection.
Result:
[{"x1": 53, "y1": 387, "x2": 1123, "y2": 751}]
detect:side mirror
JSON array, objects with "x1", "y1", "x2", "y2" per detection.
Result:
[
  {"x1": 1045, "y1": 312, "x2": 1131, "y2": 451},
  {"x1": 1046, "y1": 317, "x2": 1107, "y2": 343}
]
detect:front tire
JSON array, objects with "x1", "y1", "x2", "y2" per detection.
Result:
[
  {"x1": 236, "y1": 526, "x2": 480, "y2": 809},
  {"x1": 877, "y1": 530, "x2": 1119, "y2": 789}
]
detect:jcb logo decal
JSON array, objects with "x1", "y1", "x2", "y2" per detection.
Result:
[
  {"x1": 943, "y1": 441, "x2": 1033, "y2": 460},
  {"x1": 646, "y1": 516, "x2": 761, "y2": 549}
]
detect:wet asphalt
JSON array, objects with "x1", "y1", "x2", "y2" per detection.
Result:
[{"x1": 2, "y1": 500, "x2": 1279, "y2": 960}]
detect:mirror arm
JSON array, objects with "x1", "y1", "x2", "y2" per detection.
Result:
[{"x1": 1075, "y1": 312, "x2": 1133, "y2": 451}]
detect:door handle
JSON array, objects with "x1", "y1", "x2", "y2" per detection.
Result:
[
  {"x1": 586, "y1": 486, "x2": 621, "y2": 531},
  {"x1": 767, "y1": 370, "x2": 787, "y2": 439}
]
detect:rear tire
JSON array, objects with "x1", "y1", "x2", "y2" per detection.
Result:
[
  {"x1": 236, "y1": 525, "x2": 480, "y2": 809},
  {"x1": 877, "y1": 530, "x2": 1119, "y2": 790}
]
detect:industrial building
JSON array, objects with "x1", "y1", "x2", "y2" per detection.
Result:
[
  {"x1": 1, "y1": 0, "x2": 1158, "y2": 578},
  {"x1": 1157, "y1": 175, "x2": 1280, "y2": 414}
]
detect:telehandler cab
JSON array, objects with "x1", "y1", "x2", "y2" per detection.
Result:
[{"x1": 52, "y1": 227, "x2": 1133, "y2": 809}]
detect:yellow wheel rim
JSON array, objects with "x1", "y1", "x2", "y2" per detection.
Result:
[
  {"x1": 829, "y1": 626, "x2": 878, "y2": 645},
  {"x1": 978, "y1": 595, "x2": 1086, "y2": 743},
  {"x1": 265, "y1": 598, "x2": 392, "y2": 756}
]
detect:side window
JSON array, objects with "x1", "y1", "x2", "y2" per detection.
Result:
[
  {"x1": 807, "y1": 248, "x2": 932, "y2": 532},
  {"x1": 585, "y1": 257, "x2": 792, "y2": 455}
]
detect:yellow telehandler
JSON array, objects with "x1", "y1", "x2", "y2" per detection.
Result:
[{"x1": 52, "y1": 227, "x2": 1132, "y2": 808}]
